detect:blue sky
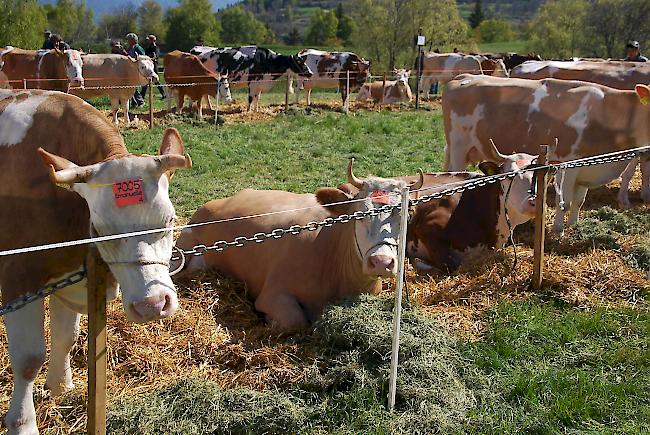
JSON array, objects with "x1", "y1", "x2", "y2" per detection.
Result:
[{"x1": 38, "y1": 0, "x2": 241, "y2": 17}]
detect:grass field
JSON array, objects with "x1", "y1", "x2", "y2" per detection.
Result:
[
  {"x1": 479, "y1": 40, "x2": 529, "y2": 53},
  {"x1": 1, "y1": 99, "x2": 648, "y2": 434}
]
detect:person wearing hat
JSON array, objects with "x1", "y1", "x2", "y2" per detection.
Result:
[
  {"x1": 41, "y1": 30, "x2": 54, "y2": 50},
  {"x1": 625, "y1": 41, "x2": 648, "y2": 62},
  {"x1": 142, "y1": 35, "x2": 166, "y2": 100},
  {"x1": 125, "y1": 33, "x2": 146, "y2": 107},
  {"x1": 110, "y1": 40, "x2": 128, "y2": 56}
]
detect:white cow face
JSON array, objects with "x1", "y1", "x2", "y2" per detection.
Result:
[
  {"x1": 135, "y1": 55, "x2": 159, "y2": 81},
  {"x1": 39, "y1": 128, "x2": 191, "y2": 323},
  {"x1": 316, "y1": 160, "x2": 423, "y2": 277},
  {"x1": 63, "y1": 49, "x2": 84, "y2": 87},
  {"x1": 218, "y1": 76, "x2": 233, "y2": 104}
]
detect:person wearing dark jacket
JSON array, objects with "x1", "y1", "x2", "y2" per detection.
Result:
[
  {"x1": 126, "y1": 33, "x2": 146, "y2": 107},
  {"x1": 141, "y1": 35, "x2": 166, "y2": 100},
  {"x1": 624, "y1": 41, "x2": 648, "y2": 62},
  {"x1": 41, "y1": 30, "x2": 54, "y2": 50}
]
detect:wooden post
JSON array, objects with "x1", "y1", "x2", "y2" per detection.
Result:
[
  {"x1": 148, "y1": 79, "x2": 154, "y2": 130},
  {"x1": 23, "y1": 79, "x2": 27, "y2": 89},
  {"x1": 532, "y1": 144, "x2": 549, "y2": 289},
  {"x1": 388, "y1": 185, "x2": 410, "y2": 411},
  {"x1": 381, "y1": 72, "x2": 387, "y2": 109},
  {"x1": 415, "y1": 47, "x2": 422, "y2": 109},
  {"x1": 214, "y1": 81, "x2": 221, "y2": 126},
  {"x1": 87, "y1": 247, "x2": 108, "y2": 435},
  {"x1": 285, "y1": 75, "x2": 290, "y2": 113}
]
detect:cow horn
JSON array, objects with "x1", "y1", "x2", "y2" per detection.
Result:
[
  {"x1": 408, "y1": 169, "x2": 424, "y2": 191},
  {"x1": 155, "y1": 153, "x2": 192, "y2": 172},
  {"x1": 347, "y1": 158, "x2": 364, "y2": 188},
  {"x1": 48, "y1": 164, "x2": 96, "y2": 185},
  {"x1": 487, "y1": 138, "x2": 508, "y2": 163}
]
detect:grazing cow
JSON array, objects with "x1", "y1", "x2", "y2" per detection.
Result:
[
  {"x1": 501, "y1": 52, "x2": 543, "y2": 71},
  {"x1": 419, "y1": 53, "x2": 508, "y2": 100},
  {"x1": 174, "y1": 160, "x2": 424, "y2": 330},
  {"x1": 0, "y1": 89, "x2": 191, "y2": 434},
  {"x1": 189, "y1": 45, "x2": 313, "y2": 111},
  {"x1": 292, "y1": 49, "x2": 370, "y2": 105},
  {"x1": 69, "y1": 54, "x2": 158, "y2": 124},
  {"x1": 442, "y1": 74, "x2": 650, "y2": 234},
  {"x1": 356, "y1": 68, "x2": 412, "y2": 104},
  {"x1": 404, "y1": 148, "x2": 538, "y2": 271},
  {"x1": 0, "y1": 47, "x2": 84, "y2": 92},
  {"x1": 511, "y1": 59, "x2": 650, "y2": 209},
  {"x1": 163, "y1": 50, "x2": 233, "y2": 117}
]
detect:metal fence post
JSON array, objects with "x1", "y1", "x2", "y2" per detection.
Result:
[
  {"x1": 148, "y1": 79, "x2": 153, "y2": 130},
  {"x1": 285, "y1": 75, "x2": 290, "y2": 113},
  {"x1": 381, "y1": 72, "x2": 387, "y2": 109},
  {"x1": 87, "y1": 247, "x2": 107, "y2": 435},
  {"x1": 345, "y1": 70, "x2": 350, "y2": 113},
  {"x1": 214, "y1": 82, "x2": 221, "y2": 125},
  {"x1": 388, "y1": 185, "x2": 410, "y2": 411},
  {"x1": 415, "y1": 48, "x2": 422, "y2": 109},
  {"x1": 23, "y1": 79, "x2": 27, "y2": 89},
  {"x1": 532, "y1": 144, "x2": 549, "y2": 289}
]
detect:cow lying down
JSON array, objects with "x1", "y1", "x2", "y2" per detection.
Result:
[
  {"x1": 356, "y1": 68, "x2": 413, "y2": 104},
  {"x1": 175, "y1": 161, "x2": 423, "y2": 330}
]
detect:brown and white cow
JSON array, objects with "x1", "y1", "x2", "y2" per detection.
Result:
[
  {"x1": 419, "y1": 53, "x2": 508, "y2": 100},
  {"x1": 293, "y1": 49, "x2": 370, "y2": 105},
  {"x1": 0, "y1": 89, "x2": 191, "y2": 434},
  {"x1": 163, "y1": 50, "x2": 233, "y2": 118},
  {"x1": 174, "y1": 160, "x2": 423, "y2": 330},
  {"x1": 0, "y1": 47, "x2": 84, "y2": 92},
  {"x1": 442, "y1": 74, "x2": 650, "y2": 234},
  {"x1": 356, "y1": 68, "x2": 413, "y2": 104},
  {"x1": 70, "y1": 54, "x2": 158, "y2": 124}
]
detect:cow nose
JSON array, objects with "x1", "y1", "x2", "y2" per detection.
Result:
[
  {"x1": 131, "y1": 293, "x2": 176, "y2": 322},
  {"x1": 368, "y1": 255, "x2": 396, "y2": 275},
  {"x1": 528, "y1": 197, "x2": 536, "y2": 209}
]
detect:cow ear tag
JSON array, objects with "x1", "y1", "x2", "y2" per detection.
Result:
[
  {"x1": 636, "y1": 85, "x2": 650, "y2": 106},
  {"x1": 112, "y1": 178, "x2": 145, "y2": 207},
  {"x1": 371, "y1": 190, "x2": 390, "y2": 205}
]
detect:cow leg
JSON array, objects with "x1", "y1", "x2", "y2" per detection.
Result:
[
  {"x1": 196, "y1": 98, "x2": 203, "y2": 118},
  {"x1": 421, "y1": 77, "x2": 431, "y2": 101},
  {"x1": 45, "y1": 295, "x2": 80, "y2": 398},
  {"x1": 110, "y1": 98, "x2": 119, "y2": 125},
  {"x1": 4, "y1": 299, "x2": 45, "y2": 435},
  {"x1": 123, "y1": 99, "x2": 130, "y2": 125},
  {"x1": 254, "y1": 291, "x2": 309, "y2": 331},
  {"x1": 640, "y1": 155, "x2": 650, "y2": 205},
  {"x1": 566, "y1": 185, "x2": 589, "y2": 227},
  {"x1": 552, "y1": 169, "x2": 579, "y2": 235},
  {"x1": 306, "y1": 88, "x2": 312, "y2": 106},
  {"x1": 617, "y1": 158, "x2": 637, "y2": 209}
]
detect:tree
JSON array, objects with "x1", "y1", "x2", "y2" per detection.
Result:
[
  {"x1": 0, "y1": 0, "x2": 47, "y2": 49},
  {"x1": 165, "y1": 0, "x2": 221, "y2": 51},
  {"x1": 476, "y1": 19, "x2": 513, "y2": 43},
  {"x1": 285, "y1": 27, "x2": 301, "y2": 45},
  {"x1": 468, "y1": 0, "x2": 484, "y2": 29},
  {"x1": 218, "y1": 5, "x2": 273, "y2": 45},
  {"x1": 306, "y1": 9, "x2": 338, "y2": 45},
  {"x1": 335, "y1": 3, "x2": 356, "y2": 45},
  {"x1": 585, "y1": 0, "x2": 650, "y2": 58},
  {"x1": 98, "y1": 4, "x2": 139, "y2": 42},
  {"x1": 528, "y1": 0, "x2": 587, "y2": 58},
  {"x1": 44, "y1": 0, "x2": 95, "y2": 46},
  {"x1": 138, "y1": 0, "x2": 167, "y2": 42}
]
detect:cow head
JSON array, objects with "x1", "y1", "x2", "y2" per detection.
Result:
[
  {"x1": 478, "y1": 140, "x2": 538, "y2": 225},
  {"x1": 59, "y1": 49, "x2": 84, "y2": 88},
  {"x1": 315, "y1": 159, "x2": 423, "y2": 277},
  {"x1": 350, "y1": 57, "x2": 371, "y2": 84},
  {"x1": 133, "y1": 55, "x2": 159, "y2": 81},
  {"x1": 38, "y1": 128, "x2": 191, "y2": 323},
  {"x1": 217, "y1": 75, "x2": 233, "y2": 105},
  {"x1": 289, "y1": 55, "x2": 313, "y2": 77}
]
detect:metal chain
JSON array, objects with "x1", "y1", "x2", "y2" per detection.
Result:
[{"x1": 0, "y1": 269, "x2": 86, "y2": 317}]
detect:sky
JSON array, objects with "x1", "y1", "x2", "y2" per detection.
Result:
[{"x1": 38, "y1": 0, "x2": 241, "y2": 17}]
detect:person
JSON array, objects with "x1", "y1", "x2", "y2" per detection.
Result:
[
  {"x1": 111, "y1": 40, "x2": 128, "y2": 56},
  {"x1": 125, "y1": 33, "x2": 146, "y2": 107},
  {"x1": 141, "y1": 35, "x2": 166, "y2": 100},
  {"x1": 624, "y1": 41, "x2": 648, "y2": 62},
  {"x1": 195, "y1": 36, "x2": 204, "y2": 47},
  {"x1": 41, "y1": 30, "x2": 54, "y2": 50},
  {"x1": 50, "y1": 34, "x2": 70, "y2": 51}
]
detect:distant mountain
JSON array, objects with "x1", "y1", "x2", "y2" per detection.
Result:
[{"x1": 38, "y1": 0, "x2": 241, "y2": 17}]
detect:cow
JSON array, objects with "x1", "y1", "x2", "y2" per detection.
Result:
[
  {"x1": 0, "y1": 89, "x2": 191, "y2": 434},
  {"x1": 174, "y1": 160, "x2": 424, "y2": 330},
  {"x1": 291, "y1": 49, "x2": 370, "y2": 106},
  {"x1": 163, "y1": 50, "x2": 233, "y2": 118},
  {"x1": 69, "y1": 54, "x2": 158, "y2": 125},
  {"x1": 442, "y1": 74, "x2": 650, "y2": 235},
  {"x1": 356, "y1": 68, "x2": 412, "y2": 104},
  {"x1": 511, "y1": 59, "x2": 650, "y2": 209},
  {"x1": 419, "y1": 53, "x2": 508, "y2": 100},
  {"x1": 0, "y1": 47, "x2": 84, "y2": 92},
  {"x1": 501, "y1": 52, "x2": 543, "y2": 71},
  {"x1": 189, "y1": 45, "x2": 313, "y2": 111}
]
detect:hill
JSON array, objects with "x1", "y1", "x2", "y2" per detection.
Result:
[
  {"x1": 38, "y1": 0, "x2": 239, "y2": 18},
  {"x1": 457, "y1": 0, "x2": 545, "y2": 23}
]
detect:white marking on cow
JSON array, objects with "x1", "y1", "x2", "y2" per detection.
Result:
[
  {"x1": 565, "y1": 88, "x2": 603, "y2": 151},
  {"x1": 447, "y1": 104, "x2": 485, "y2": 170},
  {"x1": 528, "y1": 83, "x2": 548, "y2": 116},
  {"x1": 233, "y1": 51, "x2": 243, "y2": 61},
  {"x1": 0, "y1": 92, "x2": 49, "y2": 146}
]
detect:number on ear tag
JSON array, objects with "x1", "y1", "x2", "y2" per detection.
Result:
[
  {"x1": 112, "y1": 178, "x2": 145, "y2": 207},
  {"x1": 371, "y1": 190, "x2": 390, "y2": 204}
]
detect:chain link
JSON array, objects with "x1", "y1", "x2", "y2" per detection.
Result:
[{"x1": 0, "y1": 269, "x2": 86, "y2": 317}]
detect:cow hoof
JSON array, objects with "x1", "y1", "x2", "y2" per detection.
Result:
[
  {"x1": 5, "y1": 415, "x2": 38, "y2": 435},
  {"x1": 618, "y1": 200, "x2": 632, "y2": 210},
  {"x1": 552, "y1": 225, "x2": 565, "y2": 237},
  {"x1": 45, "y1": 378, "x2": 74, "y2": 397},
  {"x1": 412, "y1": 258, "x2": 434, "y2": 272}
]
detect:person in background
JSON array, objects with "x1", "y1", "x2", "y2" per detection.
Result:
[
  {"x1": 624, "y1": 40, "x2": 648, "y2": 62},
  {"x1": 50, "y1": 34, "x2": 70, "y2": 51},
  {"x1": 141, "y1": 34, "x2": 166, "y2": 100},
  {"x1": 41, "y1": 30, "x2": 54, "y2": 50},
  {"x1": 195, "y1": 36, "x2": 204, "y2": 47},
  {"x1": 111, "y1": 40, "x2": 128, "y2": 56},
  {"x1": 125, "y1": 33, "x2": 146, "y2": 107}
]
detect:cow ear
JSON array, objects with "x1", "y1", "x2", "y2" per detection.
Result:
[
  {"x1": 159, "y1": 128, "x2": 185, "y2": 156},
  {"x1": 478, "y1": 161, "x2": 501, "y2": 176},
  {"x1": 636, "y1": 84, "x2": 650, "y2": 105},
  {"x1": 316, "y1": 187, "x2": 354, "y2": 216},
  {"x1": 37, "y1": 148, "x2": 76, "y2": 171}
]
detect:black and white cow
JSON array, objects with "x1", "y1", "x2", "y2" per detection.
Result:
[{"x1": 189, "y1": 45, "x2": 313, "y2": 111}]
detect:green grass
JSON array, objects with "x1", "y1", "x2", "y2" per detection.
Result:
[{"x1": 478, "y1": 40, "x2": 529, "y2": 53}]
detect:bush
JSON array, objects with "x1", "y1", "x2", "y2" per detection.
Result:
[{"x1": 476, "y1": 19, "x2": 514, "y2": 43}]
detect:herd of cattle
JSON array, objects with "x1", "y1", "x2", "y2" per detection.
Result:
[{"x1": 1, "y1": 44, "x2": 650, "y2": 434}]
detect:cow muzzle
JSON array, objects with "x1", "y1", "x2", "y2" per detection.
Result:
[
  {"x1": 71, "y1": 77, "x2": 84, "y2": 88},
  {"x1": 129, "y1": 290, "x2": 178, "y2": 323},
  {"x1": 367, "y1": 254, "x2": 397, "y2": 277}
]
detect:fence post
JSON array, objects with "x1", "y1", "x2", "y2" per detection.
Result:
[
  {"x1": 381, "y1": 72, "x2": 387, "y2": 109},
  {"x1": 285, "y1": 75, "x2": 290, "y2": 113},
  {"x1": 214, "y1": 82, "x2": 221, "y2": 126},
  {"x1": 345, "y1": 70, "x2": 350, "y2": 113},
  {"x1": 532, "y1": 144, "x2": 549, "y2": 289},
  {"x1": 388, "y1": 185, "x2": 410, "y2": 411},
  {"x1": 87, "y1": 247, "x2": 108, "y2": 435},
  {"x1": 415, "y1": 47, "x2": 422, "y2": 109},
  {"x1": 148, "y1": 79, "x2": 153, "y2": 130},
  {"x1": 23, "y1": 79, "x2": 27, "y2": 90}
]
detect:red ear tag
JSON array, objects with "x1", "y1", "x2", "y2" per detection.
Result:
[
  {"x1": 112, "y1": 178, "x2": 145, "y2": 207},
  {"x1": 371, "y1": 190, "x2": 390, "y2": 205}
]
